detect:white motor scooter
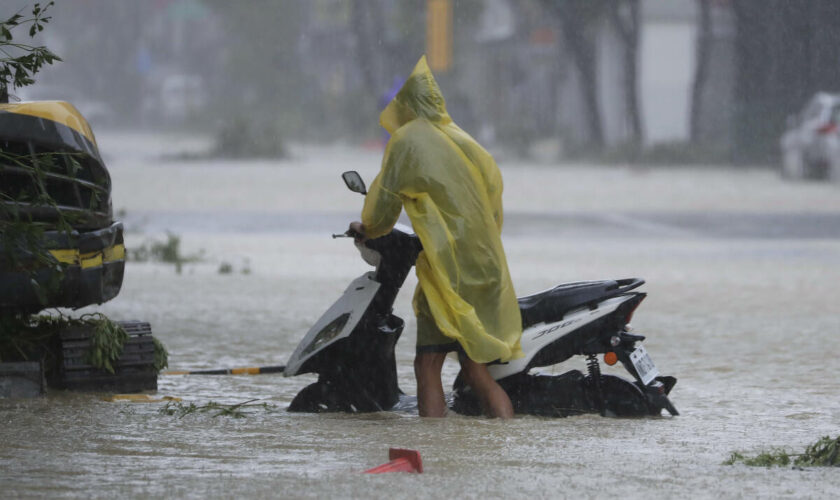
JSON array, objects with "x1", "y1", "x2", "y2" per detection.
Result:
[{"x1": 284, "y1": 172, "x2": 677, "y2": 417}]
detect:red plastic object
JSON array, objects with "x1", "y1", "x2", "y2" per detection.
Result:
[{"x1": 364, "y1": 448, "x2": 423, "y2": 474}]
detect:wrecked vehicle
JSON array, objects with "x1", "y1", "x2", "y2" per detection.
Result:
[
  {"x1": 1, "y1": 101, "x2": 161, "y2": 396},
  {"x1": 0, "y1": 100, "x2": 125, "y2": 312}
]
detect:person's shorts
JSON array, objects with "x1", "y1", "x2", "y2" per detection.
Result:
[{"x1": 415, "y1": 292, "x2": 464, "y2": 355}]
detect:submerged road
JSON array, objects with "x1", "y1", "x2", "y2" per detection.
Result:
[
  {"x1": 6, "y1": 138, "x2": 834, "y2": 498},
  {"x1": 123, "y1": 210, "x2": 840, "y2": 240}
]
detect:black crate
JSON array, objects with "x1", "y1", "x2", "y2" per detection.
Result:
[{"x1": 56, "y1": 320, "x2": 158, "y2": 393}]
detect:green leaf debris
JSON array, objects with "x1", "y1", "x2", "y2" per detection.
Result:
[
  {"x1": 128, "y1": 232, "x2": 203, "y2": 274},
  {"x1": 724, "y1": 436, "x2": 840, "y2": 468},
  {"x1": 158, "y1": 399, "x2": 278, "y2": 419}
]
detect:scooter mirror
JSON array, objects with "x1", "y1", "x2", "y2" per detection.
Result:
[{"x1": 342, "y1": 171, "x2": 367, "y2": 195}]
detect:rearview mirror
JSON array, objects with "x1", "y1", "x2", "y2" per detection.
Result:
[{"x1": 342, "y1": 171, "x2": 367, "y2": 195}]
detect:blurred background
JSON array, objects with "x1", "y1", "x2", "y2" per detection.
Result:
[{"x1": 6, "y1": 0, "x2": 840, "y2": 169}]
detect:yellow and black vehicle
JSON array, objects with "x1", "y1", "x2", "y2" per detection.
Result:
[{"x1": 0, "y1": 101, "x2": 125, "y2": 313}]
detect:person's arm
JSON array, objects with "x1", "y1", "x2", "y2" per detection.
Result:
[{"x1": 361, "y1": 144, "x2": 404, "y2": 239}]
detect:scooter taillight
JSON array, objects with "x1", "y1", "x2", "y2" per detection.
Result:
[{"x1": 624, "y1": 296, "x2": 645, "y2": 325}]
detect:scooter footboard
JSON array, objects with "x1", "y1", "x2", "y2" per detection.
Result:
[
  {"x1": 288, "y1": 380, "x2": 353, "y2": 413},
  {"x1": 451, "y1": 370, "x2": 592, "y2": 417}
]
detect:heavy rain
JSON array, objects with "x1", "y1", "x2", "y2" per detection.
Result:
[{"x1": 1, "y1": 1, "x2": 839, "y2": 498}]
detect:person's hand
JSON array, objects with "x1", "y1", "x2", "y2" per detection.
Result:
[{"x1": 348, "y1": 221, "x2": 367, "y2": 242}]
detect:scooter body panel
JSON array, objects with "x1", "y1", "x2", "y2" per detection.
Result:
[
  {"x1": 490, "y1": 296, "x2": 631, "y2": 380},
  {"x1": 284, "y1": 272, "x2": 380, "y2": 377}
]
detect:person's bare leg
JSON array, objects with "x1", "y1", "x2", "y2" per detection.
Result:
[
  {"x1": 458, "y1": 355, "x2": 514, "y2": 419},
  {"x1": 414, "y1": 352, "x2": 448, "y2": 417}
]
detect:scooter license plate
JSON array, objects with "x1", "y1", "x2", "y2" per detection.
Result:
[{"x1": 629, "y1": 345, "x2": 659, "y2": 385}]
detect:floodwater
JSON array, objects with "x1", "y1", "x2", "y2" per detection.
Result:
[{"x1": 2, "y1": 133, "x2": 840, "y2": 498}]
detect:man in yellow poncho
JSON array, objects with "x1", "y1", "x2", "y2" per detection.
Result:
[{"x1": 350, "y1": 56, "x2": 522, "y2": 418}]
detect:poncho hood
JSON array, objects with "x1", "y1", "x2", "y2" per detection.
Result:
[{"x1": 379, "y1": 56, "x2": 452, "y2": 134}]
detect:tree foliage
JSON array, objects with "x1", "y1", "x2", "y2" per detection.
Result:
[
  {"x1": 0, "y1": 1, "x2": 61, "y2": 102},
  {"x1": 540, "y1": 0, "x2": 644, "y2": 152},
  {"x1": 724, "y1": 435, "x2": 840, "y2": 467},
  {"x1": 541, "y1": 0, "x2": 607, "y2": 150},
  {"x1": 200, "y1": 0, "x2": 309, "y2": 136},
  {"x1": 0, "y1": 150, "x2": 84, "y2": 308}
]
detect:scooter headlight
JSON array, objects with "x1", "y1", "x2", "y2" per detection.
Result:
[{"x1": 302, "y1": 312, "x2": 350, "y2": 355}]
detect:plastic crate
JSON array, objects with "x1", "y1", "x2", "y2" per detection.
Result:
[{"x1": 56, "y1": 320, "x2": 158, "y2": 392}]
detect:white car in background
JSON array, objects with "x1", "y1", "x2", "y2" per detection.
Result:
[{"x1": 780, "y1": 92, "x2": 840, "y2": 181}]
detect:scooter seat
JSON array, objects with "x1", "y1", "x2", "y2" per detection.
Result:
[{"x1": 517, "y1": 279, "x2": 637, "y2": 328}]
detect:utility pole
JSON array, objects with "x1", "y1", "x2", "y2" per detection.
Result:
[{"x1": 427, "y1": 0, "x2": 452, "y2": 73}]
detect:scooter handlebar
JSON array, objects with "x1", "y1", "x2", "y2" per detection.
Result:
[{"x1": 333, "y1": 229, "x2": 362, "y2": 239}]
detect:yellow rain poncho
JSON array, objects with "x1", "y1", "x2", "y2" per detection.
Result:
[{"x1": 361, "y1": 56, "x2": 523, "y2": 364}]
